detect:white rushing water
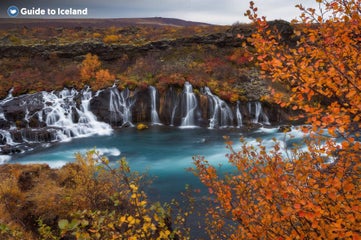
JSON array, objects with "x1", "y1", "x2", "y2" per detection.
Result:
[
  {"x1": 180, "y1": 82, "x2": 198, "y2": 127},
  {"x1": 170, "y1": 89, "x2": 180, "y2": 126},
  {"x1": 149, "y1": 86, "x2": 161, "y2": 125},
  {"x1": 0, "y1": 130, "x2": 15, "y2": 146},
  {"x1": 0, "y1": 89, "x2": 14, "y2": 145},
  {"x1": 236, "y1": 101, "x2": 243, "y2": 127},
  {"x1": 109, "y1": 87, "x2": 135, "y2": 126},
  {"x1": 42, "y1": 88, "x2": 113, "y2": 141},
  {"x1": 204, "y1": 87, "x2": 234, "y2": 128},
  {"x1": 1, "y1": 84, "x2": 276, "y2": 165},
  {"x1": 248, "y1": 101, "x2": 270, "y2": 125}
]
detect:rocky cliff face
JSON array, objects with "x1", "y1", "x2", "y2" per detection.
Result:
[
  {"x1": 0, "y1": 84, "x2": 292, "y2": 156},
  {"x1": 0, "y1": 20, "x2": 296, "y2": 61},
  {"x1": 0, "y1": 20, "x2": 297, "y2": 156}
]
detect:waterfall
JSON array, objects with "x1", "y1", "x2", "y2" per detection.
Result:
[
  {"x1": 1, "y1": 88, "x2": 14, "y2": 104},
  {"x1": 78, "y1": 88, "x2": 113, "y2": 135},
  {"x1": 236, "y1": 101, "x2": 243, "y2": 127},
  {"x1": 170, "y1": 98, "x2": 179, "y2": 126},
  {"x1": 0, "y1": 89, "x2": 15, "y2": 148},
  {"x1": 149, "y1": 86, "x2": 161, "y2": 125},
  {"x1": 42, "y1": 88, "x2": 112, "y2": 141},
  {"x1": 109, "y1": 87, "x2": 135, "y2": 127},
  {"x1": 180, "y1": 82, "x2": 198, "y2": 127},
  {"x1": 169, "y1": 87, "x2": 180, "y2": 126},
  {"x1": 0, "y1": 105, "x2": 6, "y2": 121},
  {"x1": 248, "y1": 101, "x2": 270, "y2": 125},
  {"x1": 204, "y1": 87, "x2": 234, "y2": 128},
  {"x1": 0, "y1": 88, "x2": 14, "y2": 120},
  {"x1": 0, "y1": 130, "x2": 15, "y2": 146}
]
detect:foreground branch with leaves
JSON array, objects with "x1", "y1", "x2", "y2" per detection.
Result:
[{"x1": 193, "y1": 0, "x2": 360, "y2": 239}]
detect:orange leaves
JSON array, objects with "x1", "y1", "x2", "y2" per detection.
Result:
[
  {"x1": 79, "y1": 53, "x2": 115, "y2": 90},
  {"x1": 195, "y1": 1, "x2": 361, "y2": 236},
  {"x1": 93, "y1": 69, "x2": 115, "y2": 91},
  {"x1": 271, "y1": 58, "x2": 283, "y2": 67},
  {"x1": 80, "y1": 53, "x2": 101, "y2": 82},
  {"x1": 248, "y1": 0, "x2": 361, "y2": 135}
]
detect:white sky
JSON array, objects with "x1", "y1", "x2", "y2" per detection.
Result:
[
  {"x1": 1, "y1": 0, "x2": 321, "y2": 25},
  {"x1": 84, "y1": 0, "x2": 321, "y2": 24}
]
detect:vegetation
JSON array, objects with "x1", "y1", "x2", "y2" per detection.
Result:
[
  {"x1": 0, "y1": 24, "x2": 228, "y2": 47},
  {"x1": 0, "y1": 21, "x2": 258, "y2": 101},
  {"x1": 0, "y1": 151, "x2": 191, "y2": 239},
  {"x1": 0, "y1": 0, "x2": 360, "y2": 239},
  {"x1": 79, "y1": 53, "x2": 115, "y2": 90},
  {"x1": 193, "y1": 0, "x2": 361, "y2": 239}
]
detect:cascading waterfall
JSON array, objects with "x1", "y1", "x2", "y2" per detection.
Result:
[
  {"x1": 0, "y1": 130, "x2": 15, "y2": 146},
  {"x1": 170, "y1": 99, "x2": 179, "y2": 126},
  {"x1": 149, "y1": 86, "x2": 161, "y2": 125},
  {"x1": 42, "y1": 88, "x2": 112, "y2": 141},
  {"x1": 78, "y1": 88, "x2": 113, "y2": 135},
  {"x1": 236, "y1": 101, "x2": 243, "y2": 127},
  {"x1": 1, "y1": 88, "x2": 14, "y2": 104},
  {"x1": 0, "y1": 106, "x2": 6, "y2": 121},
  {"x1": 0, "y1": 88, "x2": 13, "y2": 120},
  {"x1": 0, "y1": 111, "x2": 5, "y2": 121},
  {"x1": 1, "y1": 84, "x2": 280, "y2": 161},
  {"x1": 0, "y1": 89, "x2": 14, "y2": 146},
  {"x1": 248, "y1": 101, "x2": 270, "y2": 125},
  {"x1": 109, "y1": 87, "x2": 135, "y2": 126},
  {"x1": 169, "y1": 87, "x2": 180, "y2": 126},
  {"x1": 204, "y1": 87, "x2": 234, "y2": 128},
  {"x1": 180, "y1": 82, "x2": 198, "y2": 127}
]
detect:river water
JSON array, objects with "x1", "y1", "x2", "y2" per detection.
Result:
[{"x1": 11, "y1": 126, "x2": 304, "y2": 202}]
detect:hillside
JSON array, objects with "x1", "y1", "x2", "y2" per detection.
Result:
[
  {"x1": 0, "y1": 17, "x2": 212, "y2": 30},
  {"x1": 0, "y1": 17, "x2": 270, "y2": 98}
]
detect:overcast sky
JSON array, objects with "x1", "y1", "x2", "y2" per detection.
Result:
[{"x1": 1, "y1": 0, "x2": 320, "y2": 25}]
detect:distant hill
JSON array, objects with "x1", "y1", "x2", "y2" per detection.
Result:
[{"x1": 0, "y1": 17, "x2": 213, "y2": 29}]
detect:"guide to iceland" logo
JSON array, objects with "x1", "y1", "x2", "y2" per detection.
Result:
[
  {"x1": 5, "y1": 6, "x2": 88, "y2": 17},
  {"x1": 7, "y1": 5, "x2": 19, "y2": 17}
]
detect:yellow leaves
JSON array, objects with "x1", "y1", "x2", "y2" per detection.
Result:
[
  {"x1": 157, "y1": 229, "x2": 171, "y2": 239},
  {"x1": 0, "y1": 151, "x2": 181, "y2": 240},
  {"x1": 126, "y1": 215, "x2": 138, "y2": 226},
  {"x1": 119, "y1": 216, "x2": 126, "y2": 223},
  {"x1": 107, "y1": 222, "x2": 115, "y2": 230},
  {"x1": 129, "y1": 183, "x2": 138, "y2": 192}
]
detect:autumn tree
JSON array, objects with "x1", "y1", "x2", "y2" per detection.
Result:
[
  {"x1": 194, "y1": 0, "x2": 361, "y2": 239},
  {"x1": 79, "y1": 53, "x2": 115, "y2": 90}
]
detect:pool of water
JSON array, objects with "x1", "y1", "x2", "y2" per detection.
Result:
[{"x1": 11, "y1": 126, "x2": 304, "y2": 202}]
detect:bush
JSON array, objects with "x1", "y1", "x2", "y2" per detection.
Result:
[{"x1": 0, "y1": 150, "x2": 184, "y2": 239}]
